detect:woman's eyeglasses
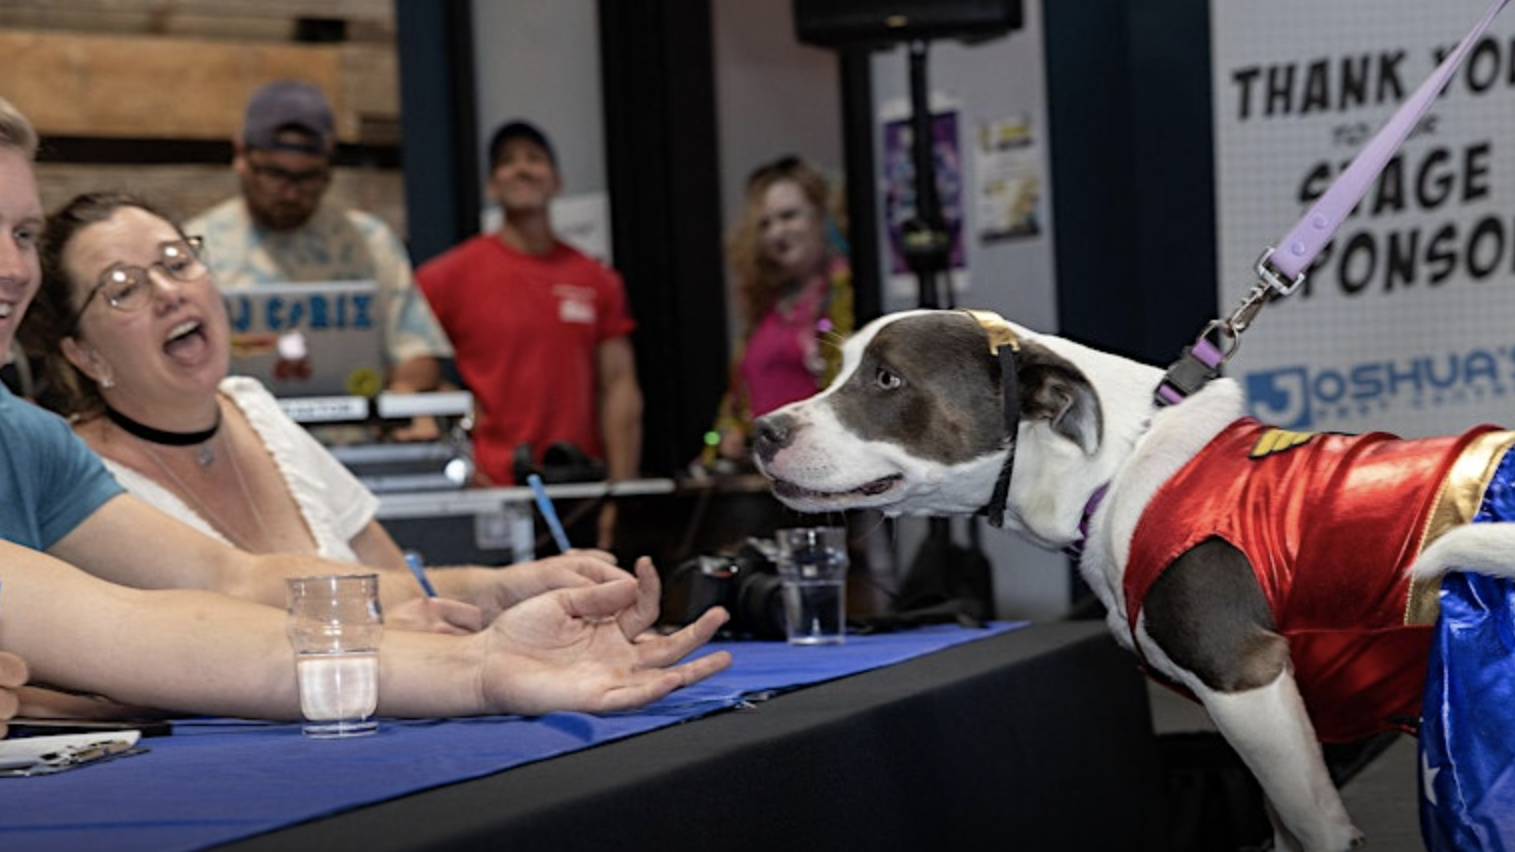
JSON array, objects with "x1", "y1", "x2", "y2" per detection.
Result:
[{"x1": 69, "y1": 236, "x2": 208, "y2": 331}]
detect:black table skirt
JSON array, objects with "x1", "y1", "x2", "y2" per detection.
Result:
[{"x1": 212, "y1": 621, "x2": 1163, "y2": 852}]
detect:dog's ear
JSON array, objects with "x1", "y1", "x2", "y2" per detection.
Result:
[{"x1": 1015, "y1": 343, "x2": 1102, "y2": 456}]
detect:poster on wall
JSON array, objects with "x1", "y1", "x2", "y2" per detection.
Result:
[
  {"x1": 879, "y1": 95, "x2": 969, "y2": 303},
  {"x1": 1212, "y1": 0, "x2": 1515, "y2": 438},
  {"x1": 977, "y1": 113, "x2": 1044, "y2": 242}
]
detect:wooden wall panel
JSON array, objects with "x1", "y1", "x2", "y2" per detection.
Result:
[
  {"x1": 341, "y1": 44, "x2": 401, "y2": 145},
  {"x1": 3, "y1": 31, "x2": 347, "y2": 142},
  {"x1": 5, "y1": 0, "x2": 407, "y2": 238},
  {"x1": 0, "y1": 0, "x2": 394, "y2": 42}
]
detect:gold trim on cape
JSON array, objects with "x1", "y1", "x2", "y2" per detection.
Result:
[{"x1": 1407, "y1": 429, "x2": 1515, "y2": 625}]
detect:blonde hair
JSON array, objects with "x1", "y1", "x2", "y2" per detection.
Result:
[
  {"x1": 725, "y1": 155, "x2": 843, "y2": 329},
  {"x1": 0, "y1": 96, "x2": 40, "y2": 161}
]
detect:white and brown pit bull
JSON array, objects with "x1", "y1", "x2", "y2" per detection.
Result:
[{"x1": 752, "y1": 308, "x2": 1515, "y2": 852}]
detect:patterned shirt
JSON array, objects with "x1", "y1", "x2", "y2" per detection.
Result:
[{"x1": 187, "y1": 197, "x2": 453, "y2": 367}]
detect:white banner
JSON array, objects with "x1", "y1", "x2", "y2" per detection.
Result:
[{"x1": 1212, "y1": 0, "x2": 1515, "y2": 437}]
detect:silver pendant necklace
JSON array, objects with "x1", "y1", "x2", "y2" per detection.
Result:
[{"x1": 139, "y1": 428, "x2": 274, "y2": 551}]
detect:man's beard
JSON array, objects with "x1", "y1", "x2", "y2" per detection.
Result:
[{"x1": 250, "y1": 200, "x2": 316, "y2": 232}]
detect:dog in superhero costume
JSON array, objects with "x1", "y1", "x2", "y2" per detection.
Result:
[{"x1": 750, "y1": 308, "x2": 1515, "y2": 852}]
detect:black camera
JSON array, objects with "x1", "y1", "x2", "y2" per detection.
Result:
[{"x1": 674, "y1": 538, "x2": 787, "y2": 641}]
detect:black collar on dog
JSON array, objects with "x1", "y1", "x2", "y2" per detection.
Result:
[{"x1": 981, "y1": 345, "x2": 1021, "y2": 527}]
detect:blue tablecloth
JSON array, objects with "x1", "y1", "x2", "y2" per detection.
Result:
[{"x1": 0, "y1": 622, "x2": 1021, "y2": 852}]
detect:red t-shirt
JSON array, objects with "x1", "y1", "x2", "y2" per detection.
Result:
[{"x1": 416, "y1": 235, "x2": 635, "y2": 485}]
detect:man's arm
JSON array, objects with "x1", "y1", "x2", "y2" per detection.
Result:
[
  {"x1": 594, "y1": 335, "x2": 644, "y2": 547},
  {"x1": 384, "y1": 261, "x2": 448, "y2": 440},
  {"x1": 374, "y1": 225, "x2": 452, "y2": 394},
  {"x1": 388, "y1": 353, "x2": 444, "y2": 395},
  {"x1": 0, "y1": 540, "x2": 731, "y2": 719},
  {"x1": 1, "y1": 538, "x2": 303, "y2": 719},
  {"x1": 0, "y1": 652, "x2": 25, "y2": 739}
]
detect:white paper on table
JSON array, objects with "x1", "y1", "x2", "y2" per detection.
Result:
[{"x1": 0, "y1": 730, "x2": 145, "y2": 776}]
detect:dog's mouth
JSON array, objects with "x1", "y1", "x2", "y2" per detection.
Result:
[{"x1": 770, "y1": 474, "x2": 903, "y2": 503}]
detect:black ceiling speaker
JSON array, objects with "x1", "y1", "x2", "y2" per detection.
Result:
[{"x1": 792, "y1": 0, "x2": 1022, "y2": 50}]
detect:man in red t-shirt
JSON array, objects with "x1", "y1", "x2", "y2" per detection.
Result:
[{"x1": 417, "y1": 121, "x2": 642, "y2": 548}]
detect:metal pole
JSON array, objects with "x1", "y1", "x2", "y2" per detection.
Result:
[{"x1": 903, "y1": 39, "x2": 949, "y2": 309}]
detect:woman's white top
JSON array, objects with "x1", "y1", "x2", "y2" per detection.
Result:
[{"x1": 101, "y1": 376, "x2": 377, "y2": 563}]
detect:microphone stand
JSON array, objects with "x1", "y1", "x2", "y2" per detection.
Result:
[
  {"x1": 892, "y1": 38, "x2": 994, "y2": 624},
  {"x1": 899, "y1": 39, "x2": 952, "y2": 310}
]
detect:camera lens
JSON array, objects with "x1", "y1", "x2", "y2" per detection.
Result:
[
  {"x1": 735, "y1": 569, "x2": 786, "y2": 641},
  {"x1": 672, "y1": 538, "x2": 788, "y2": 640},
  {"x1": 679, "y1": 556, "x2": 736, "y2": 626}
]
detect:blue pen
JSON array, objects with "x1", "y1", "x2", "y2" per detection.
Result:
[
  {"x1": 526, "y1": 473, "x2": 572, "y2": 553},
  {"x1": 403, "y1": 551, "x2": 438, "y2": 598}
]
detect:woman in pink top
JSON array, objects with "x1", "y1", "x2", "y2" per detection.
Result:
[{"x1": 706, "y1": 156, "x2": 853, "y2": 467}]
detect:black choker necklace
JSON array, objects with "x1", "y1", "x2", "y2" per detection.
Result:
[{"x1": 104, "y1": 404, "x2": 221, "y2": 466}]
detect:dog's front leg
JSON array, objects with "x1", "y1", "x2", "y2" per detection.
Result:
[
  {"x1": 1200, "y1": 675, "x2": 1364, "y2": 851},
  {"x1": 1142, "y1": 540, "x2": 1364, "y2": 851}
]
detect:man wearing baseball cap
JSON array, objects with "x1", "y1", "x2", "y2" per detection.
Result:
[
  {"x1": 187, "y1": 80, "x2": 453, "y2": 414},
  {"x1": 241, "y1": 79, "x2": 336, "y2": 159},
  {"x1": 416, "y1": 119, "x2": 644, "y2": 549}
]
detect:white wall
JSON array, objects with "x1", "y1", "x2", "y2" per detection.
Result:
[{"x1": 470, "y1": 0, "x2": 606, "y2": 198}]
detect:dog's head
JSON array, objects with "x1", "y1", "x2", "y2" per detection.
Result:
[{"x1": 753, "y1": 310, "x2": 1107, "y2": 546}]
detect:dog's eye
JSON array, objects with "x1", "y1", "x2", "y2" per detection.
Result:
[{"x1": 875, "y1": 368, "x2": 903, "y2": 390}]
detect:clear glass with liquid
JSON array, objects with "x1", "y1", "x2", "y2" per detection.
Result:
[
  {"x1": 286, "y1": 574, "x2": 383, "y2": 738},
  {"x1": 775, "y1": 527, "x2": 849, "y2": 645}
]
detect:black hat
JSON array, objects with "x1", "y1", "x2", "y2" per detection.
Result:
[
  {"x1": 242, "y1": 81, "x2": 334, "y2": 154},
  {"x1": 488, "y1": 120, "x2": 555, "y2": 169}
]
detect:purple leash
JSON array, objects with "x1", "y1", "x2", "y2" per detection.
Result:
[{"x1": 1155, "y1": 0, "x2": 1510, "y2": 407}]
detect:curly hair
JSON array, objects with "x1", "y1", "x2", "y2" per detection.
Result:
[
  {"x1": 725, "y1": 155, "x2": 844, "y2": 330},
  {"x1": 20, "y1": 191, "x2": 185, "y2": 419}
]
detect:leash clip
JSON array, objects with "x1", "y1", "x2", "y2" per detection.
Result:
[
  {"x1": 1254, "y1": 247, "x2": 1306, "y2": 300},
  {"x1": 1227, "y1": 248, "x2": 1304, "y2": 336},
  {"x1": 1155, "y1": 249, "x2": 1302, "y2": 407}
]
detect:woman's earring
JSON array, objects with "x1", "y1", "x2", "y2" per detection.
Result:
[{"x1": 98, "y1": 373, "x2": 115, "y2": 389}]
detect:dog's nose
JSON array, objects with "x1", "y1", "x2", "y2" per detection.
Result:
[{"x1": 751, "y1": 413, "x2": 795, "y2": 463}]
